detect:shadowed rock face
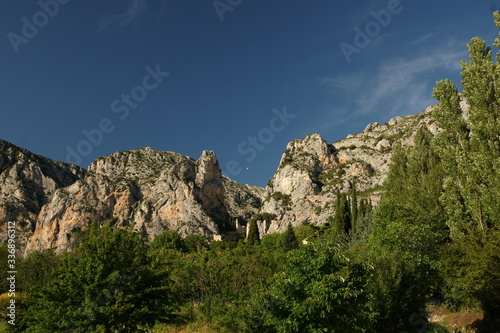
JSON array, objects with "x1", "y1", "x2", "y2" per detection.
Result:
[{"x1": 1, "y1": 104, "x2": 441, "y2": 254}]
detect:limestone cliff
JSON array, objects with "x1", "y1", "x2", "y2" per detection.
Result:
[
  {"x1": 0, "y1": 139, "x2": 85, "y2": 250},
  {"x1": 258, "y1": 105, "x2": 439, "y2": 236},
  {"x1": 0, "y1": 104, "x2": 442, "y2": 254},
  {"x1": 25, "y1": 148, "x2": 263, "y2": 253}
]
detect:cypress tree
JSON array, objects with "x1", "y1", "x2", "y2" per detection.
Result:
[
  {"x1": 247, "y1": 219, "x2": 260, "y2": 245},
  {"x1": 351, "y1": 181, "x2": 358, "y2": 234},
  {"x1": 283, "y1": 222, "x2": 299, "y2": 251},
  {"x1": 359, "y1": 199, "x2": 368, "y2": 218},
  {"x1": 334, "y1": 193, "x2": 351, "y2": 236}
]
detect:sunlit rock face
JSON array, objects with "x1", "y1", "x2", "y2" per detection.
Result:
[
  {"x1": 1, "y1": 103, "x2": 441, "y2": 254},
  {"x1": 259, "y1": 106, "x2": 439, "y2": 235}
]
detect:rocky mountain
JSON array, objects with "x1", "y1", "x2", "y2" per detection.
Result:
[
  {"x1": 256, "y1": 105, "x2": 439, "y2": 236},
  {"x1": 0, "y1": 104, "x2": 440, "y2": 255},
  {"x1": 0, "y1": 139, "x2": 85, "y2": 250},
  {"x1": 26, "y1": 148, "x2": 264, "y2": 254}
]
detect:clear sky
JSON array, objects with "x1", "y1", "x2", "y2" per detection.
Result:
[{"x1": 1, "y1": 0, "x2": 498, "y2": 187}]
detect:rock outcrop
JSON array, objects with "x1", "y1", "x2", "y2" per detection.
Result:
[
  {"x1": 26, "y1": 148, "x2": 263, "y2": 254},
  {"x1": 0, "y1": 104, "x2": 442, "y2": 254},
  {"x1": 0, "y1": 139, "x2": 85, "y2": 250},
  {"x1": 257, "y1": 105, "x2": 439, "y2": 235}
]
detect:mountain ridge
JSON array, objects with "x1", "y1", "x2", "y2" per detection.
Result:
[{"x1": 0, "y1": 104, "x2": 439, "y2": 254}]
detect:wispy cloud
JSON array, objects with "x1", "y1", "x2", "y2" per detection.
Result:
[
  {"x1": 317, "y1": 39, "x2": 467, "y2": 130},
  {"x1": 98, "y1": 0, "x2": 148, "y2": 33},
  {"x1": 406, "y1": 32, "x2": 439, "y2": 47}
]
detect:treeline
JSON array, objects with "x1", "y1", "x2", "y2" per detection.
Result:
[{"x1": 2, "y1": 12, "x2": 500, "y2": 333}]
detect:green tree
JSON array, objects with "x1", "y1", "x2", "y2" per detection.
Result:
[
  {"x1": 351, "y1": 181, "x2": 358, "y2": 234},
  {"x1": 23, "y1": 224, "x2": 175, "y2": 332},
  {"x1": 358, "y1": 198, "x2": 372, "y2": 219},
  {"x1": 433, "y1": 15, "x2": 500, "y2": 238},
  {"x1": 261, "y1": 232, "x2": 283, "y2": 250},
  {"x1": 169, "y1": 245, "x2": 281, "y2": 331},
  {"x1": 361, "y1": 128, "x2": 447, "y2": 331},
  {"x1": 247, "y1": 219, "x2": 260, "y2": 245},
  {"x1": 432, "y1": 12, "x2": 500, "y2": 320},
  {"x1": 440, "y1": 229, "x2": 500, "y2": 318},
  {"x1": 248, "y1": 244, "x2": 372, "y2": 332},
  {"x1": 282, "y1": 223, "x2": 299, "y2": 251},
  {"x1": 380, "y1": 128, "x2": 448, "y2": 239},
  {"x1": 248, "y1": 213, "x2": 276, "y2": 246},
  {"x1": 334, "y1": 192, "x2": 351, "y2": 237},
  {"x1": 183, "y1": 234, "x2": 209, "y2": 253},
  {"x1": 151, "y1": 230, "x2": 187, "y2": 252}
]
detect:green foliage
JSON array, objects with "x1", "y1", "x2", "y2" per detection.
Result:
[
  {"x1": 293, "y1": 224, "x2": 317, "y2": 243},
  {"x1": 248, "y1": 244, "x2": 373, "y2": 332},
  {"x1": 17, "y1": 249, "x2": 58, "y2": 294},
  {"x1": 334, "y1": 191, "x2": 351, "y2": 238},
  {"x1": 248, "y1": 213, "x2": 277, "y2": 245},
  {"x1": 433, "y1": 23, "x2": 500, "y2": 239},
  {"x1": 440, "y1": 229, "x2": 500, "y2": 318},
  {"x1": 183, "y1": 234, "x2": 209, "y2": 253},
  {"x1": 318, "y1": 165, "x2": 347, "y2": 186},
  {"x1": 251, "y1": 212, "x2": 277, "y2": 223},
  {"x1": 260, "y1": 232, "x2": 283, "y2": 250},
  {"x1": 358, "y1": 198, "x2": 373, "y2": 219},
  {"x1": 22, "y1": 224, "x2": 175, "y2": 332},
  {"x1": 363, "y1": 248, "x2": 430, "y2": 333},
  {"x1": 247, "y1": 219, "x2": 260, "y2": 245},
  {"x1": 209, "y1": 240, "x2": 237, "y2": 252},
  {"x1": 270, "y1": 192, "x2": 292, "y2": 209},
  {"x1": 167, "y1": 245, "x2": 283, "y2": 331},
  {"x1": 0, "y1": 246, "x2": 10, "y2": 292},
  {"x1": 431, "y1": 13, "x2": 500, "y2": 321},
  {"x1": 151, "y1": 230, "x2": 187, "y2": 252},
  {"x1": 351, "y1": 181, "x2": 358, "y2": 234},
  {"x1": 361, "y1": 128, "x2": 447, "y2": 331},
  {"x1": 282, "y1": 223, "x2": 299, "y2": 251},
  {"x1": 380, "y1": 128, "x2": 448, "y2": 240}
]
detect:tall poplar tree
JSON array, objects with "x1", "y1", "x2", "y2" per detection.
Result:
[
  {"x1": 432, "y1": 12, "x2": 500, "y2": 320},
  {"x1": 433, "y1": 13, "x2": 500, "y2": 238}
]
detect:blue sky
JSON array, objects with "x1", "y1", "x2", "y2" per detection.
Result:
[{"x1": 0, "y1": 0, "x2": 498, "y2": 187}]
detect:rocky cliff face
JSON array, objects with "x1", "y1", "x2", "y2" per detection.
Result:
[
  {"x1": 1, "y1": 105, "x2": 440, "y2": 254},
  {"x1": 257, "y1": 105, "x2": 439, "y2": 236},
  {"x1": 26, "y1": 148, "x2": 264, "y2": 254},
  {"x1": 0, "y1": 139, "x2": 85, "y2": 250}
]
